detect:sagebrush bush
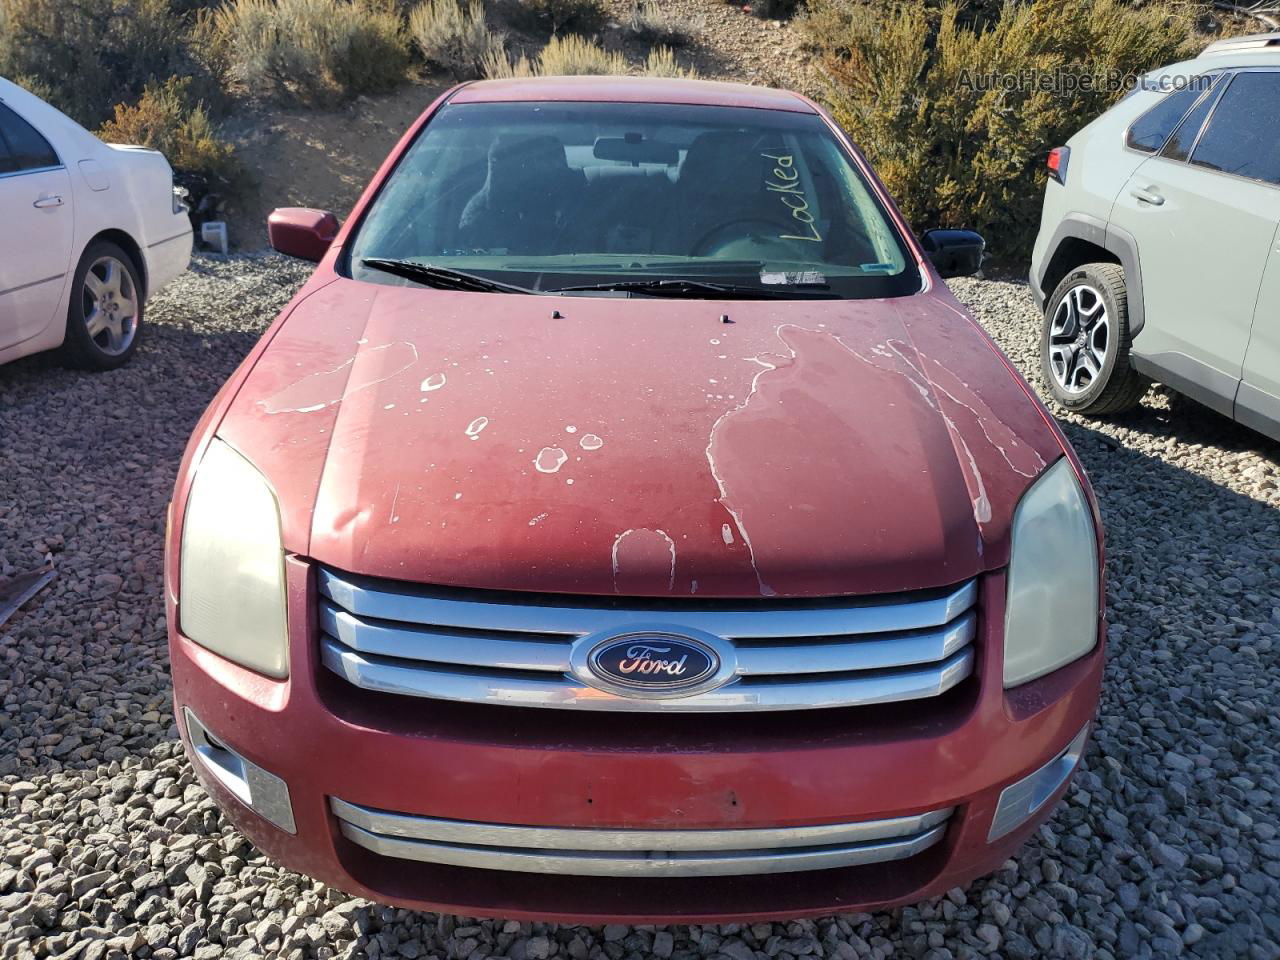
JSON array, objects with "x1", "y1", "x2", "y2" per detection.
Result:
[
  {"x1": 409, "y1": 0, "x2": 504, "y2": 78},
  {"x1": 804, "y1": 0, "x2": 1198, "y2": 261},
  {"x1": 484, "y1": 34, "x2": 626, "y2": 76},
  {"x1": 643, "y1": 46, "x2": 696, "y2": 78},
  {"x1": 98, "y1": 76, "x2": 242, "y2": 190},
  {"x1": 211, "y1": 0, "x2": 410, "y2": 102},
  {"x1": 534, "y1": 33, "x2": 625, "y2": 74},
  {"x1": 0, "y1": 0, "x2": 217, "y2": 127},
  {"x1": 483, "y1": 34, "x2": 695, "y2": 78},
  {"x1": 511, "y1": 0, "x2": 605, "y2": 34},
  {"x1": 625, "y1": 0, "x2": 691, "y2": 46},
  {"x1": 481, "y1": 45, "x2": 534, "y2": 78}
]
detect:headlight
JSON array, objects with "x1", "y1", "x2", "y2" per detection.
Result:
[
  {"x1": 1003, "y1": 458, "x2": 1099, "y2": 687},
  {"x1": 179, "y1": 438, "x2": 289, "y2": 678}
]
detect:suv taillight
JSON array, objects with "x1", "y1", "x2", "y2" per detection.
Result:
[{"x1": 1047, "y1": 146, "x2": 1070, "y2": 185}]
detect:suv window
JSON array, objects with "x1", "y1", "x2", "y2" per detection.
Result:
[
  {"x1": 1160, "y1": 76, "x2": 1224, "y2": 162},
  {"x1": 1126, "y1": 81, "x2": 1213, "y2": 153},
  {"x1": 0, "y1": 101, "x2": 60, "y2": 173},
  {"x1": 1190, "y1": 71, "x2": 1280, "y2": 185},
  {"x1": 0, "y1": 130, "x2": 14, "y2": 176}
]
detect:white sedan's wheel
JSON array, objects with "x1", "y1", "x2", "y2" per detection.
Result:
[
  {"x1": 60, "y1": 240, "x2": 144, "y2": 371},
  {"x1": 82, "y1": 255, "x2": 140, "y2": 357}
]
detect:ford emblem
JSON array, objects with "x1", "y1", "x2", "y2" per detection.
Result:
[{"x1": 570, "y1": 626, "x2": 735, "y2": 700}]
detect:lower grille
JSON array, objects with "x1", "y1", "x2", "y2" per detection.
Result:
[
  {"x1": 318, "y1": 567, "x2": 978, "y2": 712},
  {"x1": 331, "y1": 798, "x2": 953, "y2": 877}
]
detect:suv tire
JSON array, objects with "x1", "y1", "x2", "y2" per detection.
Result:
[
  {"x1": 1040, "y1": 262, "x2": 1147, "y2": 415},
  {"x1": 59, "y1": 240, "x2": 144, "y2": 371}
]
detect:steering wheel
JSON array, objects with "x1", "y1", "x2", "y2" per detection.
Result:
[{"x1": 690, "y1": 218, "x2": 807, "y2": 258}]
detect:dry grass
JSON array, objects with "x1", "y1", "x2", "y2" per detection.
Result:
[
  {"x1": 483, "y1": 33, "x2": 696, "y2": 78},
  {"x1": 643, "y1": 45, "x2": 696, "y2": 78}
]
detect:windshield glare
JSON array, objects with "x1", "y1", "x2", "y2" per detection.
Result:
[{"x1": 348, "y1": 101, "x2": 921, "y2": 299}]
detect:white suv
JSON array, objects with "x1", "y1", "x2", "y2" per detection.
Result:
[{"x1": 1030, "y1": 33, "x2": 1280, "y2": 441}]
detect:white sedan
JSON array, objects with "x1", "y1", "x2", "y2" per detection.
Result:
[{"x1": 0, "y1": 77, "x2": 192, "y2": 370}]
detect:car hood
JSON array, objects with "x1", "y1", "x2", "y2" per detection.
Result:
[{"x1": 216, "y1": 279, "x2": 1064, "y2": 597}]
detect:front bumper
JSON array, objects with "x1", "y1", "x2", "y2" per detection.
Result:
[{"x1": 168, "y1": 557, "x2": 1103, "y2": 923}]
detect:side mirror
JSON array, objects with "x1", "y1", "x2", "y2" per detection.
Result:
[
  {"x1": 268, "y1": 207, "x2": 339, "y2": 262},
  {"x1": 921, "y1": 229, "x2": 985, "y2": 279}
]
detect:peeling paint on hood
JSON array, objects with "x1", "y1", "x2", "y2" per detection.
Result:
[{"x1": 215, "y1": 279, "x2": 1066, "y2": 598}]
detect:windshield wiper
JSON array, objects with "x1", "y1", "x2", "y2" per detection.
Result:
[
  {"x1": 361, "y1": 258, "x2": 539, "y2": 295},
  {"x1": 549, "y1": 278, "x2": 832, "y2": 299}
]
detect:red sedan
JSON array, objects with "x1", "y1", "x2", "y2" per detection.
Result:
[{"x1": 166, "y1": 77, "x2": 1104, "y2": 923}]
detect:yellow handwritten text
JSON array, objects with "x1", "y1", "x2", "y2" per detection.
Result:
[{"x1": 763, "y1": 153, "x2": 822, "y2": 243}]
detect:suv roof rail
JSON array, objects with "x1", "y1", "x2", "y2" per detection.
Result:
[{"x1": 1202, "y1": 32, "x2": 1280, "y2": 55}]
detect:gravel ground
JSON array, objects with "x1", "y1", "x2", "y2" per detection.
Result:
[{"x1": 2, "y1": 256, "x2": 1279, "y2": 960}]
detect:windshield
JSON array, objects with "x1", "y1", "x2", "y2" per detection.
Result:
[{"x1": 346, "y1": 101, "x2": 922, "y2": 299}]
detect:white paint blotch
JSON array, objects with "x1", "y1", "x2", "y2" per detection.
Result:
[
  {"x1": 611, "y1": 528, "x2": 677, "y2": 593},
  {"x1": 579, "y1": 433, "x2": 603, "y2": 451},
  {"x1": 465, "y1": 416, "x2": 489, "y2": 440},
  {"x1": 534, "y1": 447, "x2": 569, "y2": 474},
  {"x1": 421, "y1": 373, "x2": 447, "y2": 392},
  {"x1": 721, "y1": 523, "x2": 734, "y2": 545},
  {"x1": 565, "y1": 425, "x2": 578, "y2": 434},
  {"x1": 705, "y1": 348, "x2": 784, "y2": 597},
  {"x1": 528, "y1": 513, "x2": 549, "y2": 526}
]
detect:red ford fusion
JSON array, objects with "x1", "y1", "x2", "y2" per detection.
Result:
[{"x1": 166, "y1": 77, "x2": 1104, "y2": 922}]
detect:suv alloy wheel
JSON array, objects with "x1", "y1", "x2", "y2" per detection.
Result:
[{"x1": 1041, "y1": 262, "x2": 1148, "y2": 414}]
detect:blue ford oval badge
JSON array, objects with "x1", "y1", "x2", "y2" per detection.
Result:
[{"x1": 571, "y1": 627, "x2": 734, "y2": 700}]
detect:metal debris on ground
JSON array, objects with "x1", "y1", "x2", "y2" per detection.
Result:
[{"x1": 0, "y1": 565, "x2": 56, "y2": 628}]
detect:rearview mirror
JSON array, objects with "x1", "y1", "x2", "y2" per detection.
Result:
[
  {"x1": 593, "y1": 136, "x2": 679, "y2": 166},
  {"x1": 921, "y1": 229, "x2": 985, "y2": 278},
  {"x1": 268, "y1": 207, "x2": 339, "y2": 262}
]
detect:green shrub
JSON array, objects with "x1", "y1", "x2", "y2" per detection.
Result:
[
  {"x1": 0, "y1": 0, "x2": 215, "y2": 127},
  {"x1": 409, "y1": 0, "x2": 504, "y2": 78},
  {"x1": 211, "y1": 0, "x2": 410, "y2": 102},
  {"x1": 98, "y1": 76, "x2": 242, "y2": 191},
  {"x1": 511, "y1": 0, "x2": 605, "y2": 35},
  {"x1": 643, "y1": 46, "x2": 696, "y2": 78},
  {"x1": 625, "y1": 0, "x2": 691, "y2": 46},
  {"x1": 804, "y1": 0, "x2": 1198, "y2": 262}
]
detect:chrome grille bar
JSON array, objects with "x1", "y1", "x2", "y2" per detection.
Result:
[
  {"x1": 321, "y1": 603, "x2": 977, "y2": 676},
  {"x1": 320, "y1": 638, "x2": 974, "y2": 711},
  {"x1": 317, "y1": 567, "x2": 979, "y2": 712},
  {"x1": 331, "y1": 798, "x2": 953, "y2": 877},
  {"x1": 319, "y1": 568, "x2": 977, "y2": 639}
]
